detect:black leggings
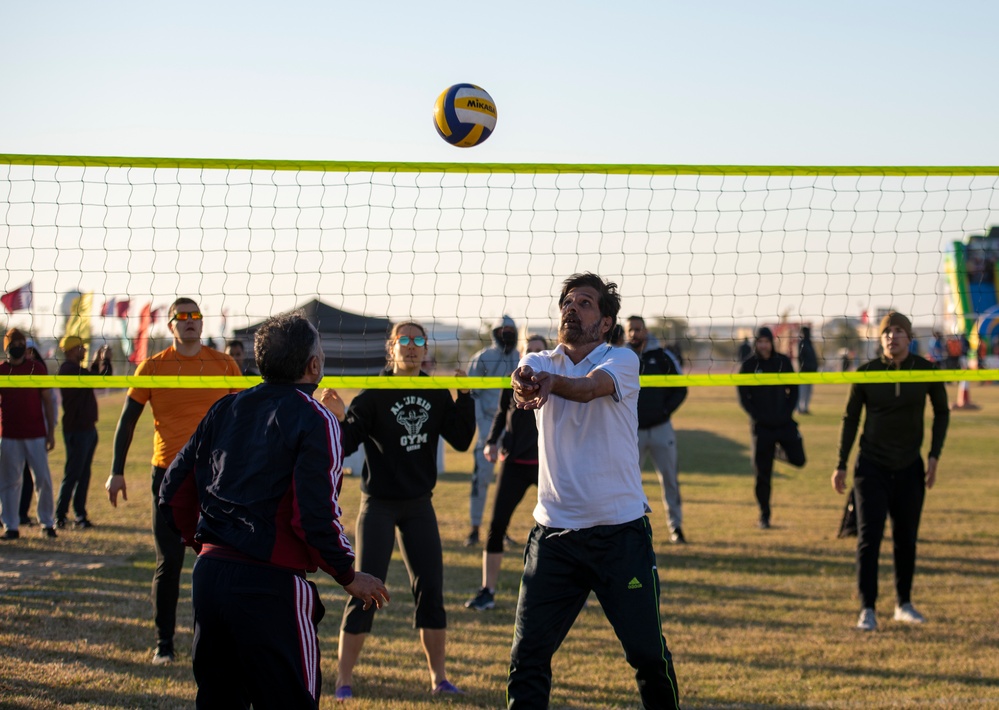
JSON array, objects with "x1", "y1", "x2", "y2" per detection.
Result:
[
  {"x1": 853, "y1": 456, "x2": 926, "y2": 610},
  {"x1": 485, "y1": 460, "x2": 538, "y2": 554},
  {"x1": 340, "y1": 494, "x2": 445, "y2": 634}
]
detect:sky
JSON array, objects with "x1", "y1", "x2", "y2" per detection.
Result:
[
  {"x1": 3, "y1": 1, "x2": 998, "y2": 165},
  {"x1": 3, "y1": 2, "x2": 999, "y2": 342}
]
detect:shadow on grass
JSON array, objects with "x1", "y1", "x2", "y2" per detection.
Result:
[{"x1": 675, "y1": 429, "x2": 750, "y2": 475}]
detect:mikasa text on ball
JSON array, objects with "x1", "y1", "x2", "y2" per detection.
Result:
[{"x1": 433, "y1": 83, "x2": 497, "y2": 147}]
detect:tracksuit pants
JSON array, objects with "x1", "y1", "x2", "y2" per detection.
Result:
[
  {"x1": 750, "y1": 421, "x2": 806, "y2": 520},
  {"x1": 508, "y1": 517, "x2": 680, "y2": 709},
  {"x1": 192, "y1": 554, "x2": 325, "y2": 709},
  {"x1": 637, "y1": 420, "x2": 682, "y2": 532},
  {"x1": 853, "y1": 456, "x2": 926, "y2": 611}
]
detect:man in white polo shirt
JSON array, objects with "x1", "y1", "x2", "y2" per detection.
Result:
[{"x1": 505, "y1": 273, "x2": 680, "y2": 710}]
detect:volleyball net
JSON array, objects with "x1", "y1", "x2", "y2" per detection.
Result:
[{"x1": 2, "y1": 154, "x2": 999, "y2": 389}]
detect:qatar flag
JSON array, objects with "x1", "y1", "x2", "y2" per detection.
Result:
[{"x1": 1, "y1": 281, "x2": 32, "y2": 314}]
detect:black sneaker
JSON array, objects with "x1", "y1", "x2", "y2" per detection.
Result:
[
  {"x1": 463, "y1": 530, "x2": 480, "y2": 547},
  {"x1": 19, "y1": 516, "x2": 35, "y2": 527},
  {"x1": 758, "y1": 517, "x2": 771, "y2": 530},
  {"x1": 464, "y1": 587, "x2": 495, "y2": 611},
  {"x1": 56, "y1": 517, "x2": 68, "y2": 529},
  {"x1": 42, "y1": 527, "x2": 58, "y2": 539},
  {"x1": 1, "y1": 530, "x2": 20, "y2": 541},
  {"x1": 74, "y1": 518, "x2": 94, "y2": 529},
  {"x1": 669, "y1": 528, "x2": 687, "y2": 544}
]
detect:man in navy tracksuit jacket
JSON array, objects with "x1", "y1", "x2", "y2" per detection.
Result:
[
  {"x1": 159, "y1": 314, "x2": 388, "y2": 709},
  {"x1": 737, "y1": 326, "x2": 806, "y2": 528}
]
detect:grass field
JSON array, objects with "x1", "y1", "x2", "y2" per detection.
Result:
[{"x1": 1, "y1": 383, "x2": 997, "y2": 709}]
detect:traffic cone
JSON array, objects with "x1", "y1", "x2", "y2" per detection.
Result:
[{"x1": 951, "y1": 380, "x2": 980, "y2": 410}]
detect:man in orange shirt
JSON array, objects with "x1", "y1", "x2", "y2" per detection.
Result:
[{"x1": 105, "y1": 297, "x2": 241, "y2": 665}]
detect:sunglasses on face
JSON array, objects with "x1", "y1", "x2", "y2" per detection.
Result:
[
  {"x1": 396, "y1": 336, "x2": 426, "y2": 347},
  {"x1": 170, "y1": 311, "x2": 203, "y2": 322}
]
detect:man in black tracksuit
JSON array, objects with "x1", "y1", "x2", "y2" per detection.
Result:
[
  {"x1": 737, "y1": 326, "x2": 806, "y2": 528},
  {"x1": 832, "y1": 311, "x2": 948, "y2": 631},
  {"x1": 159, "y1": 314, "x2": 389, "y2": 709}
]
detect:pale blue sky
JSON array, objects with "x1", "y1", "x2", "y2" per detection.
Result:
[
  {"x1": 3, "y1": 1, "x2": 998, "y2": 165},
  {"x1": 2, "y1": 2, "x2": 998, "y2": 342}
]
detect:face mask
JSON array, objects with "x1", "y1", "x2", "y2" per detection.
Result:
[{"x1": 7, "y1": 345, "x2": 26, "y2": 359}]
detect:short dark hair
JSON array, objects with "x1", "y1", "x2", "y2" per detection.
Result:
[
  {"x1": 254, "y1": 312, "x2": 319, "y2": 383},
  {"x1": 225, "y1": 339, "x2": 245, "y2": 351},
  {"x1": 626, "y1": 315, "x2": 645, "y2": 326},
  {"x1": 168, "y1": 297, "x2": 199, "y2": 319},
  {"x1": 558, "y1": 273, "x2": 622, "y2": 343}
]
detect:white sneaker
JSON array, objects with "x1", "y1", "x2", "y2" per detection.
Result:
[
  {"x1": 894, "y1": 603, "x2": 926, "y2": 624},
  {"x1": 856, "y1": 607, "x2": 877, "y2": 631}
]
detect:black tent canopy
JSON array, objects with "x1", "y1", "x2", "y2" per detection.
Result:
[{"x1": 234, "y1": 299, "x2": 392, "y2": 375}]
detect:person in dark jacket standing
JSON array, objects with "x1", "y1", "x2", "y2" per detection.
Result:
[
  {"x1": 626, "y1": 316, "x2": 689, "y2": 543},
  {"x1": 158, "y1": 313, "x2": 388, "y2": 709},
  {"x1": 832, "y1": 311, "x2": 948, "y2": 632},
  {"x1": 55, "y1": 337, "x2": 112, "y2": 529},
  {"x1": 738, "y1": 326, "x2": 806, "y2": 529},
  {"x1": 465, "y1": 334, "x2": 548, "y2": 612},
  {"x1": 796, "y1": 326, "x2": 819, "y2": 414},
  {"x1": 320, "y1": 321, "x2": 475, "y2": 700}
]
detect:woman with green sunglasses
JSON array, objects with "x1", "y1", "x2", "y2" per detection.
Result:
[{"x1": 320, "y1": 320, "x2": 475, "y2": 700}]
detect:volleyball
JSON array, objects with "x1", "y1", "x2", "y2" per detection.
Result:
[{"x1": 433, "y1": 83, "x2": 497, "y2": 148}]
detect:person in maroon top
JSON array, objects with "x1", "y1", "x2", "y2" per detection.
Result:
[
  {"x1": 55, "y1": 336, "x2": 112, "y2": 529},
  {"x1": 0, "y1": 328, "x2": 58, "y2": 539}
]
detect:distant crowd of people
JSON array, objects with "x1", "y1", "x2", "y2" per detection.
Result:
[{"x1": 0, "y1": 280, "x2": 955, "y2": 708}]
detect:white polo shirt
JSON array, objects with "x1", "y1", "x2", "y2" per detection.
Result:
[{"x1": 521, "y1": 343, "x2": 645, "y2": 529}]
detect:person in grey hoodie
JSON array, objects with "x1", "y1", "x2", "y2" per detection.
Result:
[{"x1": 464, "y1": 315, "x2": 520, "y2": 546}]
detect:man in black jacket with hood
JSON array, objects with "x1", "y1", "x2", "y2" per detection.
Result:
[{"x1": 737, "y1": 327, "x2": 806, "y2": 528}]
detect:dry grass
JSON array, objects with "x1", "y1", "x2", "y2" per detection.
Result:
[{"x1": 1, "y1": 384, "x2": 997, "y2": 708}]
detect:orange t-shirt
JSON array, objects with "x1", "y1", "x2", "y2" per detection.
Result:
[{"x1": 127, "y1": 345, "x2": 242, "y2": 469}]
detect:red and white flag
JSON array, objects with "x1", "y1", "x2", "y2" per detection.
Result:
[{"x1": 1, "y1": 281, "x2": 32, "y2": 314}]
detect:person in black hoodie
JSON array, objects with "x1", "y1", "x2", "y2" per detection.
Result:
[
  {"x1": 832, "y1": 311, "x2": 948, "y2": 632},
  {"x1": 158, "y1": 313, "x2": 388, "y2": 709},
  {"x1": 464, "y1": 334, "x2": 548, "y2": 612},
  {"x1": 737, "y1": 327, "x2": 806, "y2": 528},
  {"x1": 626, "y1": 316, "x2": 689, "y2": 543},
  {"x1": 320, "y1": 321, "x2": 475, "y2": 699},
  {"x1": 796, "y1": 326, "x2": 819, "y2": 414}
]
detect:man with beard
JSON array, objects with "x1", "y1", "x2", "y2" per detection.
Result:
[
  {"x1": 464, "y1": 315, "x2": 520, "y2": 547},
  {"x1": 506, "y1": 273, "x2": 680, "y2": 710}
]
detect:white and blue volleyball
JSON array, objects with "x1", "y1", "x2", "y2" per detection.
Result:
[{"x1": 433, "y1": 83, "x2": 497, "y2": 148}]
